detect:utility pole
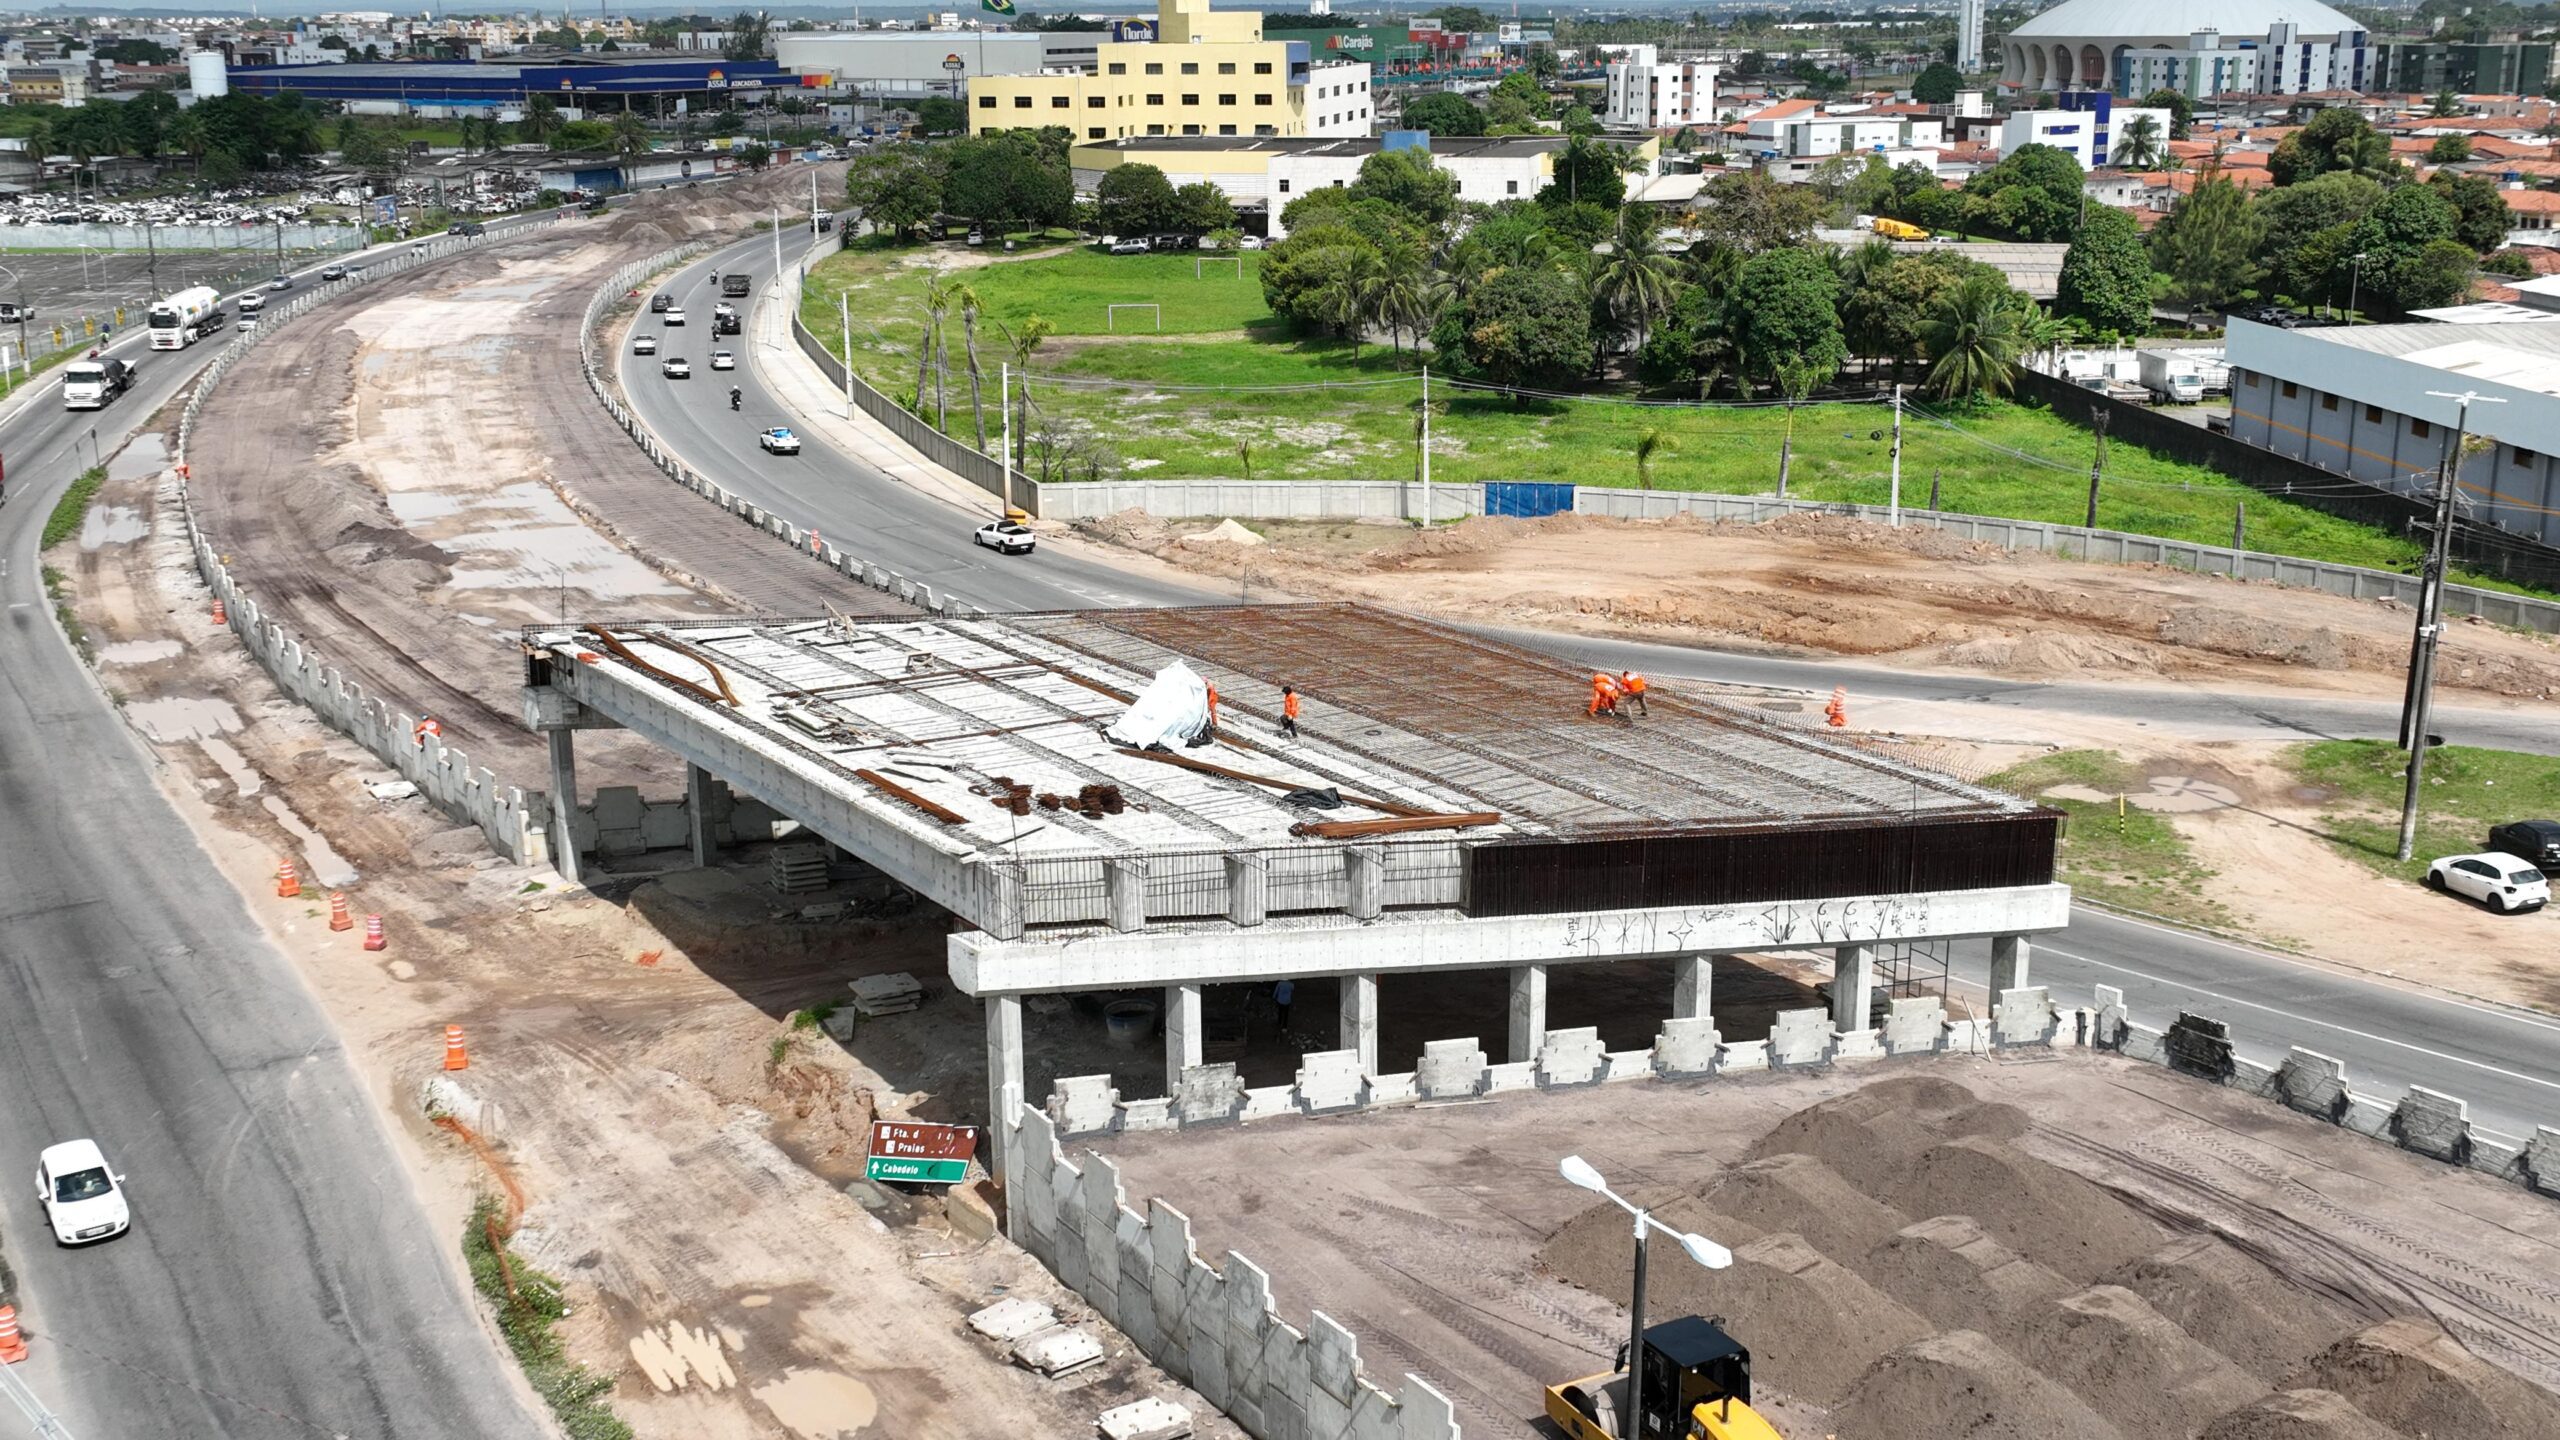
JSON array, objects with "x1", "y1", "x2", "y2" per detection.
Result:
[
  {"x1": 2084, "y1": 408, "x2": 2109, "y2": 529},
  {"x1": 1886, "y1": 383, "x2": 1904, "y2": 526},
  {"x1": 2395, "y1": 389, "x2": 2503, "y2": 862},
  {"x1": 771, "y1": 205, "x2": 782, "y2": 276},
  {"x1": 143, "y1": 222, "x2": 158, "y2": 298},
  {"x1": 1000, "y1": 360, "x2": 1013, "y2": 515},
  {"x1": 840, "y1": 290, "x2": 855, "y2": 419},
  {"x1": 2232, "y1": 501, "x2": 2245, "y2": 551},
  {"x1": 1418, "y1": 365, "x2": 1432, "y2": 528}
]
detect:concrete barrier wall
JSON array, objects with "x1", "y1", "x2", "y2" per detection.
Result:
[
  {"x1": 0, "y1": 221, "x2": 367, "y2": 251},
  {"x1": 1006, "y1": 1103, "x2": 1461, "y2": 1440},
  {"x1": 173, "y1": 222, "x2": 569, "y2": 864},
  {"x1": 1038, "y1": 478, "x2": 1483, "y2": 524}
]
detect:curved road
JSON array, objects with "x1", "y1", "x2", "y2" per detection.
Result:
[
  {"x1": 0, "y1": 235, "x2": 544, "y2": 1436},
  {"x1": 592, "y1": 226, "x2": 2560, "y2": 1143}
]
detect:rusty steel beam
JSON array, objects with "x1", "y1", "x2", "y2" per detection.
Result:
[{"x1": 854, "y1": 768, "x2": 970, "y2": 826}]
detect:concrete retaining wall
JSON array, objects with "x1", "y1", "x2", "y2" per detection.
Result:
[
  {"x1": 1038, "y1": 478, "x2": 1482, "y2": 525},
  {"x1": 1, "y1": 221, "x2": 366, "y2": 251},
  {"x1": 1005, "y1": 1103, "x2": 1461, "y2": 1440},
  {"x1": 174, "y1": 222, "x2": 569, "y2": 864}
]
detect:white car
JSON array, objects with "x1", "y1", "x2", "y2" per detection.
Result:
[
  {"x1": 1239, "y1": 235, "x2": 1265, "y2": 250},
  {"x1": 664, "y1": 307, "x2": 686, "y2": 326},
  {"x1": 37, "y1": 1139, "x2": 130, "y2": 1245},
  {"x1": 633, "y1": 334, "x2": 658, "y2": 355},
  {"x1": 661, "y1": 357, "x2": 691, "y2": 379},
  {"x1": 2427, "y1": 852, "x2": 2550, "y2": 914},
  {"x1": 758, "y1": 426, "x2": 801, "y2": 454},
  {"x1": 711, "y1": 350, "x2": 736, "y2": 371},
  {"x1": 975, "y1": 520, "x2": 1036, "y2": 555}
]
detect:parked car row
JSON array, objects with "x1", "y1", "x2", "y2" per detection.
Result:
[
  {"x1": 2428, "y1": 819, "x2": 2560, "y2": 915},
  {"x1": 1100, "y1": 232, "x2": 1265, "y2": 255}
]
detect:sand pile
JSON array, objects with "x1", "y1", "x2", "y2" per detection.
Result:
[
  {"x1": 2016, "y1": 1284, "x2": 2265, "y2": 1437},
  {"x1": 1832, "y1": 1329, "x2": 2127, "y2": 1440},
  {"x1": 1744, "y1": 1074, "x2": 2029, "y2": 1193},
  {"x1": 1887, "y1": 1135, "x2": 2165, "y2": 1283},
  {"x1": 1536, "y1": 1191, "x2": 1761, "y2": 1306},
  {"x1": 1704, "y1": 1234, "x2": 1933, "y2": 1405},
  {"x1": 2281, "y1": 1318, "x2": 2560, "y2": 1439},
  {"x1": 2199, "y1": 1389, "x2": 2411, "y2": 1440},
  {"x1": 1694, "y1": 1153, "x2": 1909, "y2": 1266},
  {"x1": 1862, "y1": 1215, "x2": 2072, "y2": 1349},
  {"x1": 2107, "y1": 1235, "x2": 2364, "y2": 1385}
]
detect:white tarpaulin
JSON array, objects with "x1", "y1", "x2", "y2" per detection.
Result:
[{"x1": 1106, "y1": 661, "x2": 1211, "y2": 749}]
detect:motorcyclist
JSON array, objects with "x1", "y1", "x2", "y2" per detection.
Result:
[
  {"x1": 710, "y1": 269, "x2": 720, "y2": 286},
  {"x1": 729, "y1": 386, "x2": 742, "y2": 411}
]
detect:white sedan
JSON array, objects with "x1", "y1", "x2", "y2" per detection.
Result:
[
  {"x1": 758, "y1": 426, "x2": 801, "y2": 454},
  {"x1": 2427, "y1": 851, "x2": 2550, "y2": 914},
  {"x1": 711, "y1": 350, "x2": 736, "y2": 371},
  {"x1": 664, "y1": 307, "x2": 687, "y2": 326},
  {"x1": 661, "y1": 357, "x2": 691, "y2": 379},
  {"x1": 38, "y1": 1139, "x2": 131, "y2": 1245},
  {"x1": 974, "y1": 520, "x2": 1036, "y2": 555},
  {"x1": 633, "y1": 334, "x2": 658, "y2": 355}
]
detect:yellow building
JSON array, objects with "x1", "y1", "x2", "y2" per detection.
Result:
[{"x1": 967, "y1": 0, "x2": 1372, "y2": 143}]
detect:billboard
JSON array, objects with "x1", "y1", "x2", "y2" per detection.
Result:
[{"x1": 1109, "y1": 18, "x2": 1156, "y2": 42}]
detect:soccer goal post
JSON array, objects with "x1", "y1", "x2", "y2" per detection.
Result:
[{"x1": 1106, "y1": 302, "x2": 1162, "y2": 333}]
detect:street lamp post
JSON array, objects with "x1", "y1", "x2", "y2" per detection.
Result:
[
  {"x1": 2346, "y1": 251, "x2": 2369, "y2": 325},
  {"x1": 2397, "y1": 389, "x2": 2506, "y2": 861},
  {"x1": 1560, "y1": 1155, "x2": 1732, "y2": 1439}
]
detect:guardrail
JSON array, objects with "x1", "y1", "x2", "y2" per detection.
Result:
[
  {"x1": 174, "y1": 217, "x2": 570, "y2": 866},
  {"x1": 576, "y1": 235, "x2": 980, "y2": 617}
]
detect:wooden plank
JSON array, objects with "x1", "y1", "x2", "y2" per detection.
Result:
[{"x1": 1288, "y1": 812, "x2": 1502, "y2": 839}]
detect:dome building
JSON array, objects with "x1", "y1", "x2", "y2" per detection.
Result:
[{"x1": 2000, "y1": 0, "x2": 2372, "y2": 98}]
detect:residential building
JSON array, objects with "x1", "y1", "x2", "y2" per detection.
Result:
[
  {"x1": 2371, "y1": 41, "x2": 2554, "y2": 99},
  {"x1": 5, "y1": 66, "x2": 63, "y2": 104},
  {"x1": 1999, "y1": 93, "x2": 2173, "y2": 170},
  {"x1": 1602, "y1": 45, "x2": 1719, "y2": 131},
  {"x1": 967, "y1": 0, "x2": 1372, "y2": 141}
]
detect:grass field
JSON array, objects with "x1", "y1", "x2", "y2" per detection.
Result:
[
  {"x1": 800, "y1": 240, "x2": 2529, "y2": 592},
  {"x1": 1986, "y1": 750, "x2": 2238, "y2": 931},
  {"x1": 2288, "y1": 740, "x2": 2560, "y2": 885}
]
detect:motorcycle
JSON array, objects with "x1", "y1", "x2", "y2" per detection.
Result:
[{"x1": 729, "y1": 387, "x2": 742, "y2": 411}]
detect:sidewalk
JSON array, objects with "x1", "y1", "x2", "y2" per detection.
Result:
[{"x1": 749, "y1": 242, "x2": 1012, "y2": 518}]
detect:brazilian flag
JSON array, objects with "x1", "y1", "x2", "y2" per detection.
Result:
[{"x1": 982, "y1": 0, "x2": 1016, "y2": 12}]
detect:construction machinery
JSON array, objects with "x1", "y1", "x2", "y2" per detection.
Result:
[
  {"x1": 1871, "y1": 215, "x2": 1930, "y2": 241},
  {"x1": 1545, "y1": 1317, "x2": 1783, "y2": 1440}
]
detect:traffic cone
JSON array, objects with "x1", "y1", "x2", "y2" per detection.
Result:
[
  {"x1": 443, "y1": 1024, "x2": 468, "y2": 1071},
  {"x1": 1824, "y1": 687, "x2": 1848, "y2": 728},
  {"x1": 809, "y1": 529, "x2": 822, "y2": 554},
  {"x1": 210, "y1": 596, "x2": 226, "y2": 625},
  {"x1": 0, "y1": 1305, "x2": 26, "y2": 1364},
  {"x1": 276, "y1": 858, "x2": 301, "y2": 898},
  {"x1": 327, "y1": 892, "x2": 353, "y2": 931},
  {"x1": 363, "y1": 915, "x2": 386, "y2": 952}
]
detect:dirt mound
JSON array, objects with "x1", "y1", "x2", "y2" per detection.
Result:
[
  {"x1": 2159, "y1": 607, "x2": 2351, "y2": 670},
  {"x1": 2108, "y1": 1235, "x2": 2365, "y2": 1384},
  {"x1": 2281, "y1": 1318, "x2": 2560, "y2": 1439},
  {"x1": 2200, "y1": 1389, "x2": 2410, "y2": 1440},
  {"x1": 1697, "y1": 1152, "x2": 1911, "y2": 1266},
  {"x1": 1832, "y1": 1328, "x2": 2128, "y2": 1440},
  {"x1": 1935, "y1": 630, "x2": 2174, "y2": 675},
  {"x1": 1700, "y1": 1233, "x2": 1934, "y2": 1405},
  {"x1": 2016, "y1": 1284, "x2": 2267, "y2": 1437},
  {"x1": 1888, "y1": 1134, "x2": 2166, "y2": 1283},
  {"x1": 1535, "y1": 1191, "x2": 1762, "y2": 1303},
  {"x1": 1861, "y1": 1214, "x2": 2073, "y2": 1348},
  {"x1": 1745, "y1": 1074, "x2": 2029, "y2": 1194},
  {"x1": 1719, "y1": 510, "x2": 2009, "y2": 565}
]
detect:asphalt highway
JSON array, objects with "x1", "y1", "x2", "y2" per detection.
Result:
[
  {"x1": 0, "y1": 236, "x2": 542, "y2": 1436},
  {"x1": 610, "y1": 227, "x2": 2560, "y2": 1143}
]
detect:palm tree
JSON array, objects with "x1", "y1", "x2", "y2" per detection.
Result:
[
  {"x1": 1921, "y1": 272, "x2": 2029, "y2": 401},
  {"x1": 1372, "y1": 238, "x2": 1441, "y2": 355},
  {"x1": 1633, "y1": 426, "x2": 1671, "y2": 490},
  {"x1": 991, "y1": 314, "x2": 1052, "y2": 473},
  {"x1": 610, "y1": 111, "x2": 651, "y2": 157},
  {"x1": 1316, "y1": 244, "x2": 1387, "y2": 351},
  {"x1": 915, "y1": 274, "x2": 951, "y2": 423},
  {"x1": 953, "y1": 283, "x2": 989, "y2": 452},
  {"x1": 1773, "y1": 360, "x2": 1822, "y2": 496},
  {"x1": 2017, "y1": 307, "x2": 2073, "y2": 372},
  {"x1": 2114, "y1": 113, "x2": 2164, "y2": 171},
  {"x1": 165, "y1": 112, "x2": 204, "y2": 176},
  {"x1": 1592, "y1": 209, "x2": 1683, "y2": 352},
  {"x1": 521, "y1": 94, "x2": 563, "y2": 146}
]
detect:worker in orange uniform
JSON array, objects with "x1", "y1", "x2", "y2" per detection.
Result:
[
  {"x1": 1205, "y1": 683, "x2": 1220, "y2": 735},
  {"x1": 1619, "y1": 669, "x2": 1649, "y2": 716},
  {"x1": 1588, "y1": 672, "x2": 1621, "y2": 718},
  {"x1": 1281, "y1": 685, "x2": 1301, "y2": 739}
]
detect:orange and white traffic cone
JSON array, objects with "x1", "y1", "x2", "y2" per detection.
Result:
[
  {"x1": 275, "y1": 859, "x2": 301, "y2": 898},
  {"x1": 442, "y1": 1024, "x2": 468, "y2": 1071},
  {"x1": 211, "y1": 596, "x2": 227, "y2": 625},
  {"x1": 0, "y1": 1305, "x2": 27, "y2": 1364},
  {"x1": 1824, "y1": 686, "x2": 1848, "y2": 729},
  {"x1": 363, "y1": 915, "x2": 387, "y2": 952},
  {"x1": 328, "y1": 892, "x2": 353, "y2": 931}
]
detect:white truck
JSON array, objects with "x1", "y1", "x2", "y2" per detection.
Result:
[
  {"x1": 147, "y1": 285, "x2": 225, "y2": 351},
  {"x1": 61, "y1": 356, "x2": 136, "y2": 410},
  {"x1": 2136, "y1": 346, "x2": 2229, "y2": 405}
]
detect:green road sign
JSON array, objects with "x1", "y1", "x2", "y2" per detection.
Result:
[{"x1": 867, "y1": 1155, "x2": 969, "y2": 1185}]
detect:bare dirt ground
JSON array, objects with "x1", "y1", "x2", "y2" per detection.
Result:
[
  {"x1": 1081, "y1": 509, "x2": 2560, "y2": 704},
  {"x1": 185, "y1": 173, "x2": 903, "y2": 793},
  {"x1": 1098, "y1": 1059, "x2": 2560, "y2": 1440},
  {"x1": 59, "y1": 441, "x2": 1234, "y2": 1436}
]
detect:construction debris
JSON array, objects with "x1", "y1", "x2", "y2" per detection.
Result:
[
  {"x1": 769, "y1": 843, "x2": 831, "y2": 895},
  {"x1": 967, "y1": 1297, "x2": 1060, "y2": 1344},
  {"x1": 1013, "y1": 1327, "x2": 1106, "y2": 1379},
  {"x1": 847, "y1": 972, "x2": 924, "y2": 1018},
  {"x1": 1098, "y1": 1398, "x2": 1195, "y2": 1440}
]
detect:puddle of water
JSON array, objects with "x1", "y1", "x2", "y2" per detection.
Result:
[
  {"x1": 108, "y1": 432, "x2": 169, "y2": 481},
  {"x1": 128, "y1": 696, "x2": 241, "y2": 743},
  {"x1": 628, "y1": 1320, "x2": 737, "y2": 1393},
  {"x1": 440, "y1": 523, "x2": 689, "y2": 600},
  {"x1": 457, "y1": 279, "x2": 551, "y2": 303},
  {"x1": 751, "y1": 1368, "x2": 878, "y2": 1439},
  {"x1": 97, "y1": 639, "x2": 183, "y2": 665},
  {"x1": 80, "y1": 504, "x2": 148, "y2": 548},
  {"x1": 199, "y1": 737, "x2": 263, "y2": 797},
  {"x1": 384, "y1": 491, "x2": 474, "y2": 524},
  {"x1": 262, "y1": 795, "x2": 358, "y2": 889}
]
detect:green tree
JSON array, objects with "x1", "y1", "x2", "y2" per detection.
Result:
[
  {"x1": 100, "y1": 37, "x2": 176, "y2": 63},
  {"x1": 944, "y1": 130, "x2": 1072, "y2": 229},
  {"x1": 1961, "y1": 142, "x2": 2084, "y2": 242},
  {"x1": 335, "y1": 115, "x2": 396, "y2": 172},
  {"x1": 2141, "y1": 87, "x2": 2194, "y2": 140},
  {"x1": 2430, "y1": 89, "x2": 2463, "y2": 117},
  {"x1": 2430, "y1": 171, "x2": 2513, "y2": 253},
  {"x1": 2350, "y1": 183, "x2": 2477, "y2": 315},
  {"x1": 1349, "y1": 148, "x2": 1460, "y2": 231},
  {"x1": 739, "y1": 141, "x2": 772, "y2": 170},
  {"x1": 2114, "y1": 113, "x2": 2165, "y2": 171},
  {"x1": 1920, "y1": 271, "x2": 2028, "y2": 401},
  {"x1": 2257, "y1": 171, "x2": 2384, "y2": 278},
  {"x1": 1435, "y1": 262, "x2": 1593, "y2": 396},
  {"x1": 2269, "y1": 108, "x2": 2394, "y2": 186},
  {"x1": 1687, "y1": 168, "x2": 1828, "y2": 252},
  {"x1": 1095, "y1": 162, "x2": 1179, "y2": 235},
  {"x1": 722, "y1": 9, "x2": 772, "y2": 61},
  {"x1": 1632, "y1": 426, "x2": 1671, "y2": 490},
  {"x1": 1172, "y1": 180, "x2": 1235, "y2": 235},
  {"x1": 1728, "y1": 247, "x2": 1845, "y2": 394},
  {"x1": 1540, "y1": 132, "x2": 1627, "y2": 210},
  {"x1": 1591, "y1": 206, "x2": 1683, "y2": 350},
  {"x1": 846, "y1": 143, "x2": 945, "y2": 241},
  {"x1": 1261, "y1": 223, "x2": 1382, "y2": 337},
  {"x1": 1399, "y1": 93, "x2": 1485, "y2": 137},
  {"x1": 521, "y1": 95, "x2": 563, "y2": 145},
  {"x1": 2055, "y1": 205, "x2": 2153, "y2": 338},
  {"x1": 550, "y1": 118, "x2": 613, "y2": 151},
  {"x1": 2150, "y1": 169, "x2": 2261, "y2": 321},
  {"x1": 1910, "y1": 60, "x2": 1961, "y2": 104},
  {"x1": 2429, "y1": 133, "x2": 2474, "y2": 165},
  {"x1": 917, "y1": 96, "x2": 967, "y2": 134},
  {"x1": 116, "y1": 89, "x2": 175, "y2": 158},
  {"x1": 609, "y1": 110, "x2": 652, "y2": 157}
]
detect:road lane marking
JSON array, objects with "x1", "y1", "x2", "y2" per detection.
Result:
[{"x1": 2041, "y1": 944, "x2": 2560, "y2": 1095}]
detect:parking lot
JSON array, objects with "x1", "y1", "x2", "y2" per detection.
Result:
[{"x1": 0, "y1": 244, "x2": 350, "y2": 360}]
